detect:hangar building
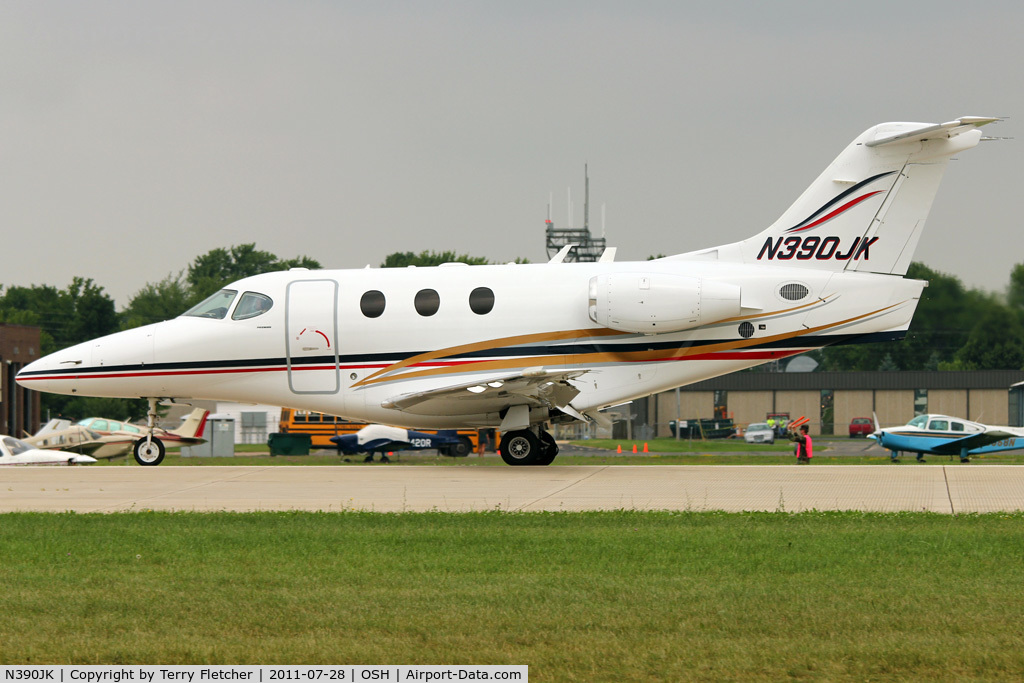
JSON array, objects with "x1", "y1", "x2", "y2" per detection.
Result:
[
  {"x1": 1, "y1": 324, "x2": 42, "y2": 438},
  {"x1": 653, "y1": 370, "x2": 1024, "y2": 436}
]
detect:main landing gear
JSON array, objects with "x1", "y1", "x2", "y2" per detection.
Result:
[
  {"x1": 133, "y1": 398, "x2": 166, "y2": 466},
  {"x1": 499, "y1": 428, "x2": 559, "y2": 466}
]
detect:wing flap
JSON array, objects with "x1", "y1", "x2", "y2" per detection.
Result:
[{"x1": 380, "y1": 368, "x2": 585, "y2": 416}]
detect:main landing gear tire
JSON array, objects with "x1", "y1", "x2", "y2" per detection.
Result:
[
  {"x1": 536, "y1": 431, "x2": 559, "y2": 466},
  {"x1": 499, "y1": 429, "x2": 558, "y2": 466},
  {"x1": 133, "y1": 437, "x2": 166, "y2": 466},
  {"x1": 500, "y1": 430, "x2": 541, "y2": 465}
]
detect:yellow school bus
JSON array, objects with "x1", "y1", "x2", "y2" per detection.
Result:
[{"x1": 278, "y1": 408, "x2": 483, "y2": 456}]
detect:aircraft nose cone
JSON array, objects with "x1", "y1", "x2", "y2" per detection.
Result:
[
  {"x1": 16, "y1": 323, "x2": 160, "y2": 397},
  {"x1": 16, "y1": 347, "x2": 87, "y2": 395}
]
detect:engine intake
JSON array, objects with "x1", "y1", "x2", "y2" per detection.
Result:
[{"x1": 588, "y1": 273, "x2": 742, "y2": 333}]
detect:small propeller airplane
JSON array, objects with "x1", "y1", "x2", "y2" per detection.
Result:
[
  {"x1": 24, "y1": 408, "x2": 209, "y2": 460},
  {"x1": 74, "y1": 408, "x2": 210, "y2": 446},
  {"x1": 16, "y1": 116, "x2": 1000, "y2": 466},
  {"x1": 24, "y1": 419, "x2": 137, "y2": 459},
  {"x1": 331, "y1": 424, "x2": 472, "y2": 463},
  {"x1": 871, "y1": 413, "x2": 1024, "y2": 463},
  {"x1": 0, "y1": 435, "x2": 96, "y2": 466}
]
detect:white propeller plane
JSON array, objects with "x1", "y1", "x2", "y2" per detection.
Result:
[{"x1": 17, "y1": 116, "x2": 999, "y2": 466}]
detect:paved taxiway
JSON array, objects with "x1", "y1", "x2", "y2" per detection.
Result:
[{"x1": 2, "y1": 465, "x2": 1023, "y2": 513}]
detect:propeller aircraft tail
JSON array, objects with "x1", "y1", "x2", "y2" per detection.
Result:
[{"x1": 168, "y1": 408, "x2": 209, "y2": 440}]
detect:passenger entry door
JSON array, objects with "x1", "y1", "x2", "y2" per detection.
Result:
[{"x1": 286, "y1": 279, "x2": 340, "y2": 394}]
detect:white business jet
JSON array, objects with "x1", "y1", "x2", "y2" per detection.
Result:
[{"x1": 17, "y1": 117, "x2": 999, "y2": 466}]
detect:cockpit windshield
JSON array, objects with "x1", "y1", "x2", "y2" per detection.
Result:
[
  {"x1": 232, "y1": 292, "x2": 274, "y2": 320},
  {"x1": 908, "y1": 415, "x2": 928, "y2": 428},
  {"x1": 4, "y1": 436, "x2": 35, "y2": 456},
  {"x1": 183, "y1": 290, "x2": 237, "y2": 320}
]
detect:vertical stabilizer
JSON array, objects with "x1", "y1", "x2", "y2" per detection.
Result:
[
  {"x1": 169, "y1": 408, "x2": 210, "y2": 439},
  {"x1": 733, "y1": 117, "x2": 997, "y2": 275}
]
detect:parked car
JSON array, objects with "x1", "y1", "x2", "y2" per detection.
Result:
[
  {"x1": 744, "y1": 422, "x2": 775, "y2": 444},
  {"x1": 849, "y1": 417, "x2": 874, "y2": 438}
]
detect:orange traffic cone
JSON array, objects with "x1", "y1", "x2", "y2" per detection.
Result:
[
  {"x1": 643, "y1": 442, "x2": 648, "y2": 453},
  {"x1": 616, "y1": 444, "x2": 622, "y2": 453},
  {"x1": 632, "y1": 444, "x2": 638, "y2": 453}
]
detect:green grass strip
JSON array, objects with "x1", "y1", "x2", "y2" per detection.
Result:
[{"x1": 2, "y1": 510, "x2": 1024, "y2": 680}]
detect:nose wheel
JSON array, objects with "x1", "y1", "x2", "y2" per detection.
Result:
[
  {"x1": 133, "y1": 437, "x2": 166, "y2": 466},
  {"x1": 133, "y1": 397, "x2": 166, "y2": 466}
]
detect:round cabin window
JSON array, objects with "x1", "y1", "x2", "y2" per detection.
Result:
[
  {"x1": 414, "y1": 289, "x2": 440, "y2": 316},
  {"x1": 360, "y1": 290, "x2": 386, "y2": 318},
  {"x1": 469, "y1": 287, "x2": 495, "y2": 315}
]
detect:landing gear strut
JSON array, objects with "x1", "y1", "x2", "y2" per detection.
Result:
[
  {"x1": 499, "y1": 428, "x2": 558, "y2": 466},
  {"x1": 133, "y1": 398, "x2": 166, "y2": 466}
]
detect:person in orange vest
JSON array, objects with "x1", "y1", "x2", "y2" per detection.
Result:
[{"x1": 791, "y1": 424, "x2": 813, "y2": 464}]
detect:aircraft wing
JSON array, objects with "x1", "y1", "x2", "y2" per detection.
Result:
[
  {"x1": 380, "y1": 368, "x2": 586, "y2": 417},
  {"x1": 929, "y1": 429, "x2": 1019, "y2": 455}
]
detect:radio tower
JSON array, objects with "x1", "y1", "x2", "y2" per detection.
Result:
[{"x1": 545, "y1": 164, "x2": 607, "y2": 261}]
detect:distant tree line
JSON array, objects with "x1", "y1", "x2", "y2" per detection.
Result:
[
  {"x1": 809, "y1": 262, "x2": 1024, "y2": 372},
  {"x1": 2, "y1": 247, "x2": 1022, "y2": 421},
  {"x1": 0, "y1": 244, "x2": 319, "y2": 421}
]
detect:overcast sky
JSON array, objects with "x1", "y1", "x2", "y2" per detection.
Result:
[{"x1": 2, "y1": 1, "x2": 1021, "y2": 307}]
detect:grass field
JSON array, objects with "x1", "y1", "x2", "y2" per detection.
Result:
[{"x1": 2, "y1": 510, "x2": 1024, "y2": 681}]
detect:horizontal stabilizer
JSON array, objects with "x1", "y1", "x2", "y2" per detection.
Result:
[{"x1": 866, "y1": 117, "x2": 1000, "y2": 147}]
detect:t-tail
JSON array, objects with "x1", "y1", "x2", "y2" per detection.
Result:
[{"x1": 708, "y1": 117, "x2": 998, "y2": 274}]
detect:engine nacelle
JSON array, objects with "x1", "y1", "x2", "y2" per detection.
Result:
[{"x1": 588, "y1": 273, "x2": 742, "y2": 333}]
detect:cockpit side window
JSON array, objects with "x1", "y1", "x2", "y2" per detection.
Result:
[
  {"x1": 232, "y1": 292, "x2": 274, "y2": 320},
  {"x1": 183, "y1": 290, "x2": 238, "y2": 320},
  {"x1": 928, "y1": 419, "x2": 949, "y2": 431},
  {"x1": 951, "y1": 422, "x2": 965, "y2": 432}
]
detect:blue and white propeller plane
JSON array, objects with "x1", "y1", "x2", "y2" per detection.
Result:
[
  {"x1": 331, "y1": 424, "x2": 471, "y2": 462},
  {"x1": 872, "y1": 414, "x2": 1024, "y2": 463},
  {"x1": 16, "y1": 116, "x2": 1001, "y2": 466}
]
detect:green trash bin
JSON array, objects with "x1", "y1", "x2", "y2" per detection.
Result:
[{"x1": 268, "y1": 433, "x2": 311, "y2": 456}]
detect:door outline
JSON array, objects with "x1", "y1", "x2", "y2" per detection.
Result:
[{"x1": 285, "y1": 279, "x2": 340, "y2": 394}]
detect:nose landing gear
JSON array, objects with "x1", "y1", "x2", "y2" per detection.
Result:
[{"x1": 133, "y1": 398, "x2": 166, "y2": 466}]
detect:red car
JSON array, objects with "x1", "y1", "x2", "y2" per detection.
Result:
[{"x1": 849, "y1": 417, "x2": 873, "y2": 438}]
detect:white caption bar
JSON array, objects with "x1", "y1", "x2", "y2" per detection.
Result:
[{"x1": 0, "y1": 667, "x2": 527, "y2": 683}]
